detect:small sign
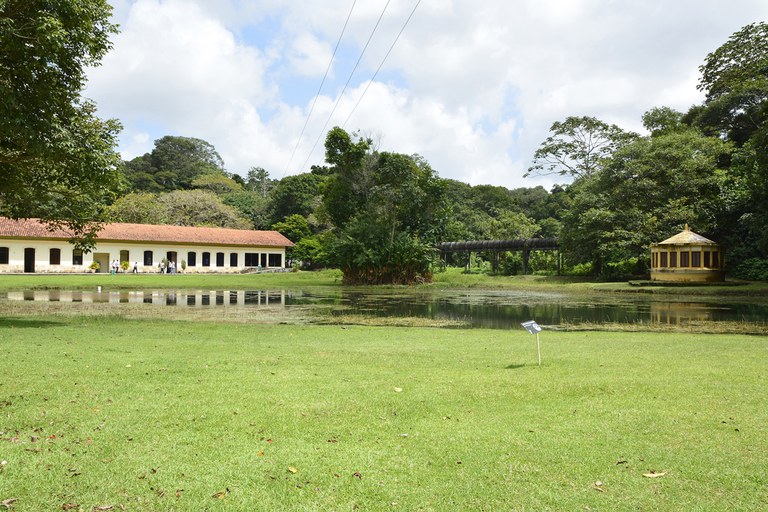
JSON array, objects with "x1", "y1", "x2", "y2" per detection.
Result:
[
  {"x1": 520, "y1": 320, "x2": 543, "y2": 367},
  {"x1": 521, "y1": 320, "x2": 542, "y2": 334}
]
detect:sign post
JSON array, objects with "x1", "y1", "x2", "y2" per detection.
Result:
[{"x1": 520, "y1": 320, "x2": 542, "y2": 367}]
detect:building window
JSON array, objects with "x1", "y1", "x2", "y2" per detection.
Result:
[
  {"x1": 669, "y1": 252, "x2": 678, "y2": 268},
  {"x1": 660, "y1": 252, "x2": 668, "y2": 267},
  {"x1": 268, "y1": 253, "x2": 282, "y2": 267},
  {"x1": 245, "y1": 253, "x2": 258, "y2": 266},
  {"x1": 216, "y1": 252, "x2": 225, "y2": 267},
  {"x1": 0, "y1": 247, "x2": 8, "y2": 264},
  {"x1": 202, "y1": 252, "x2": 211, "y2": 267},
  {"x1": 72, "y1": 249, "x2": 83, "y2": 265},
  {"x1": 704, "y1": 251, "x2": 711, "y2": 268},
  {"x1": 49, "y1": 248, "x2": 61, "y2": 265},
  {"x1": 691, "y1": 251, "x2": 701, "y2": 267},
  {"x1": 712, "y1": 251, "x2": 720, "y2": 268},
  {"x1": 230, "y1": 253, "x2": 238, "y2": 267},
  {"x1": 187, "y1": 251, "x2": 197, "y2": 267},
  {"x1": 680, "y1": 251, "x2": 690, "y2": 268},
  {"x1": 144, "y1": 250, "x2": 153, "y2": 266}
]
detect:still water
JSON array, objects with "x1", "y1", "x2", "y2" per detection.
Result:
[{"x1": 3, "y1": 288, "x2": 767, "y2": 329}]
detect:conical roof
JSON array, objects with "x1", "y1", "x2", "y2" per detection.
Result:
[{"x1": 657, "y1": 224, "x2": 717, "y2": 245}]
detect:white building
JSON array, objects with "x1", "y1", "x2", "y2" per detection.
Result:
[{"x1": 0, "y1": 218, "x2": 294, "y2": 273}]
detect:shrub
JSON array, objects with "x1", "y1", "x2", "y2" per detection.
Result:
[{"x1": 733, "y1": 258, "x2": 768, "y2": 281}]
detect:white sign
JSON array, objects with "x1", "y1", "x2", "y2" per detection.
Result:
[
  {"x1": 520, "y1": 320, "x2": 543, "y2": 366},
  {"x1": 521, "y1": 320, "x2": 542, "y2": 334}
]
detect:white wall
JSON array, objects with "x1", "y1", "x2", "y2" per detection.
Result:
[{"x1": 0, "y1": 239, "x2": 286, "y2": 273}]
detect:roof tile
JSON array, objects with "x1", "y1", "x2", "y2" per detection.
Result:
[{"x1": 0, "y1": 218, "x2": 293, "y2": 248}]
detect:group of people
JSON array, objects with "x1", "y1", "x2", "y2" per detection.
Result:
[
  {"x1": 108, "y1": 259, "x2": 178, "y2": 274},
  {"x1": 110, "y1": 260, "x2": 141, "y2": 273},
  {"x1": 158, "y1": 260, "x2": 177, "y2": 274}
]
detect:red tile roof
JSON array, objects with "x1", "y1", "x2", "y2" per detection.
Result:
[{"x1": 0, "y1": 218, "x2": 293, "y2": 248}]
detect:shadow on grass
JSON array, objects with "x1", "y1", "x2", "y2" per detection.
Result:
[
  {"x1": 0, "y1": 317, "x2": 66, "y2": 329},
  {"x1": 505, "y1": 363, "x2": 527, "y2": 369}
]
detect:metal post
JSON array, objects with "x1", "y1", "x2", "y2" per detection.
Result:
[{"x1": 536, "y1": 332, "x2": 541, "y2": 367}]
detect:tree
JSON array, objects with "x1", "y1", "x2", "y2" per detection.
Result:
[
  {"x1": 271, "y1": 214, "x2": 311, "y2": 243},
  {"x1": 525, "y1": 116, "x2": 639, "y2": 179},
  {"x1": 157, "y1": 190, "x2": 251, "y2": 229},
  {"x1": 222, "y1": 190, "x2": 270, "y2": 229},
  {"x1": 694, "y1": 22, "x2": 768, "y2": 145},
  {"x1": 191, "y1": 173, "x2": 243, "y2": 195},
  {"x1": 267, "y1": 173, "x2": 325, "y2": 225},
  {"x1": 322, "y1": 128, "x2": 447, "y2": 284},
  {"x1": 321, "y1": 127, "x2": 375, "y2": 228},
  {"x1": 108, "y1": 192, "x2": 164, "y2": 224},
  {"x1": 0, "y1": 0, "x2": 122, "y2": 249},
  {"x1": 246, "y1": 167, "x2": 273, "y2": 197},
  {"x1": 123, "y1": 136, "x2": 227, "y2": 192},
  {"x1": 691, "y1": 22, "x2": 768, "y2": 266},
  {"x1": 642, "y1": 107, "x2": 685, "y2": 136}
]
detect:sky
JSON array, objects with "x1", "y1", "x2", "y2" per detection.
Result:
[{"x1": 84, "y1": 0, "x2": 768, "y2": 191}]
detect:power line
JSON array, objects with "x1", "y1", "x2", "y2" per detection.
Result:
[
  {"x1": 299, "y1": 0, "x2": 393, "y2": 173},
  {"x1": 342, "y1": 0, "x2": 421, "y2": 129},
  {"x1": 281, "y1": 0, "x2": 357, "y2": 178}
]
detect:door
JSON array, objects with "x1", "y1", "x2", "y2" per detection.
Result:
[{"x1": 24, "y1": 248, "x2": 35, "y2": 273}]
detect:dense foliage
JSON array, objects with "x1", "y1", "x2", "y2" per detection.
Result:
[{"x1": 0, "y1": 0, "x2": 122, "y2": 249}]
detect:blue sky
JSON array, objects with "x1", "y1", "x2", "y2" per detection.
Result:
[{"x1": 85, "y1": 0, "x2": 768, "y2": 190}]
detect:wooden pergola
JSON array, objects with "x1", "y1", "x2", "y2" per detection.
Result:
[{"x1": 436, "y1": 238, "x2": 560, "y2": 274}]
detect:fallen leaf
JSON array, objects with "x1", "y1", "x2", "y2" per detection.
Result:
[
  {"x1": 393, "y1": 387, "x2": 403, "y2": 393},
  {"x1": 352, "y1": 471, "x2": 363, "y2": 479},
  {"x1": 257, "y1": 451, "x2": 265, "y2": 457},
  {"x1": 643, "y1": 471, "x2": 667, "y2": 478},
  {"x1": 62, "y1": 504, "x2": 79, "y2": 510},
  {"x1": 175, "y1": 489, "x2": 183, "y2": 498},
  {"x1": 616, "y1": 459, "x2": 628, "y2": 465},
  {"x1": 2, "y1": 498, "x2": 18, "y2": 509},
  {"x1": 92, "y1": 506, "x2": 114, "y2": 511},
  {"x1": 288, "y1": 466, "x2": 298, "y2": 474},
  {"x1": 212, "y1": 488, "x2": 229, "y2": 499},
  {"x1": 593, "y1": 481, "x2": 605, "y2": 492}
]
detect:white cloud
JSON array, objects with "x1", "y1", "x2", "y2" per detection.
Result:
[
  {"x1": 86, "y1": 0, "x2": 768, "y2": 190},
  {"x1": 288, "y1": 33, "x2": 334, "y2": 78}
]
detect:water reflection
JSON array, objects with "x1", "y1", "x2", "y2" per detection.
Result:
[
  {"x1": 6, "y1": 289, "x2": 288, "y2": 306},
  {"x1": 2, "y1": 288, "x2": 766, "y2": 328}
]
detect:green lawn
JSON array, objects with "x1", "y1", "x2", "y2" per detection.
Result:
[
  {"x1": 0, "y1": 317, "x2": 765, "y2": 510},
  {"x1": 0, "y1": 269, "x2": 344, "y2": 292}
]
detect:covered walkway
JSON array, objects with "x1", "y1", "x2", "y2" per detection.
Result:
[{"x1": 436, "y1": 238, "x2": 560, "y2": 274}]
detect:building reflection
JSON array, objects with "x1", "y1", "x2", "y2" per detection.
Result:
[{"x1": 5, "y1": 290, "x2": 288, "y2": 306}]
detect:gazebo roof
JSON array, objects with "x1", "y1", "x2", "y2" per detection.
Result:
[{"x1": 656, "y1": 224, "x2": 717, "y2": 246}]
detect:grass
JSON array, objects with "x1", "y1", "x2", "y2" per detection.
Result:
[
  {"x1": 0, "y1": 269, "x2": 344, "y2": 292},
  {"x1": 0, "y1": 316, "x2": 765, "y2": 510}
]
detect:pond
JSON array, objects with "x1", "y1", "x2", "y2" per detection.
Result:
[{"x1": 3, "y1": 287, "x2": 767, "y2": 329}]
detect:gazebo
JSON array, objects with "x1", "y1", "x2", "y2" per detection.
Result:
[{"x1": 650, "y1": 225, "x2": 724, "y2": 282}]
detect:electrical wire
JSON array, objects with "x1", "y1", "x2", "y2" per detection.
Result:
[
  {"x1": 342, "y1": 0, "x2": 421, "y2": 129},
  {"x1": 298, "y1": 0, "x2": 392, "y2": 173},
  {"x1": 281, "y1": 0, "x2": 357, "y2": 178}
]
